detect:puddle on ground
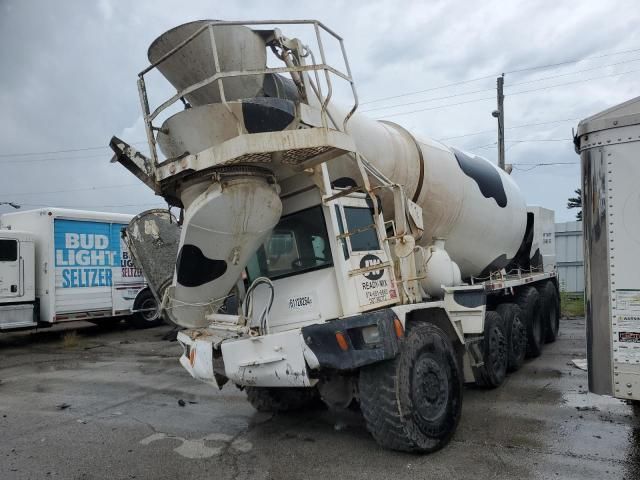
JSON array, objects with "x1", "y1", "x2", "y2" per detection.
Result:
[{"x1": 562, "y1": 391, "x2": 628, "y2": 410}]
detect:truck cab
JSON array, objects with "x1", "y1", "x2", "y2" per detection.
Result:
[
  {"x1": 245, "y1": 181, "x2": 397, "y2": 334},
  {"x1": 0, "y1": 230, "x2": 36, "y2": 329}
]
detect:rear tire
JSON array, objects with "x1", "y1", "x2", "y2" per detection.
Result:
[
  {"x1": 127, "y1": 288, "x2": 163, "y2": 329},
  {"x1": 496, "y1": 303, "x2": 527, "y2": 372},
  {"x1": 539, "y1": 282, "x2": 560, "y2": 343},
  {"x1": 359, "y1": 323, "x2": 462, "y2": 453},
  {"x1": 516, "y1": 286, "x2": 544, "y2": 358},
  {"x1": 245, "y1": 387, "x2": 322, "y2": 412},
  {"x1": 475, "y1": 310, "x2": 508, "y2": 388}
]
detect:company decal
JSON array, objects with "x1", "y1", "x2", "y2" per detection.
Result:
[
  {"x1": 356, "y1": 254, "x2": 396, "y2": 306},
  {"x1": 54, "y1": 220, "x2": 142, "y2": 289}
]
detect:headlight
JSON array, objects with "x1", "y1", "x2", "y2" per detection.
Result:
[{"x1": 361, "y1": 325, "x2": 381, "y2": 345}]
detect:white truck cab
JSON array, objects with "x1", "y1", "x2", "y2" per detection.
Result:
[{"x1": 0, "y1": 230, "x2": 36, "y2": 329}]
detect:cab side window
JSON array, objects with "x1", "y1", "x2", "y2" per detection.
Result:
[{"x1": 0, "y1": 239, "x2": 17, "y2": 262}]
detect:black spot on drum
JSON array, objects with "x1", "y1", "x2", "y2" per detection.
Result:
[
  {"x1": 478, "y1": 254, "x2": 510, "y2": 279},
  {"x1": 176, "y1": 244, "x2": 227, "y2": 287},
  {"x1": 241, "y1": 97, "x2": 295, "y2": 134},
  {"x1": 453, "y1": 148, "x2": 508, "y2": 208}
]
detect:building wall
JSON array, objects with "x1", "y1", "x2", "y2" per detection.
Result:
[{"x1": 555, "y1": 221, "x2": 584, "y2": 294}]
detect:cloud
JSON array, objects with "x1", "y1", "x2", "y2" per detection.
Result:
[{"x1": 0, "y1": 0, "x2": 639, "y2": 222}]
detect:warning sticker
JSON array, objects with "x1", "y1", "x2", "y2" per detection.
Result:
[
  {"x1": 618, "y1": 290, "x2": 640, "y2": 312},
  {"x1": 619, "y1": 332, "x2": 640, "y2": 343}
]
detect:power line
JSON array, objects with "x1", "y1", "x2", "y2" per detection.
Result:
[
  {"x1": 507, "y1": 57, "x2": 640, "y2": 87},
  {"x1": 0, "y1": 141, "x2": 148, "y2": 159},
  {"x1": 5, "y1": 47, "x2": 640, "y2": 158},
  {"x1": 2, "y1": 183, "x2": 143, "y2": 197},
  {"x1": 465, "y1": 138, "x2": 571, "y2": 150},
  {"x1": 3, "y1": 202, "x2": 165, "y2": 209},
  {"x1": 507, "y1": 68, "x2": 640, "y2": 97},
  {"x1": 361, "y1": 87, "x2": 494, "y2": 113},
  {"x1": 511, "y1": 161, "x2": 578, "y2": 172},
  {"x1": 378, "y1": 68, "x2": 640, "y2": 119},
  {"x1": 440, "y1": 117, "x2": 579, "y2": 141},
  {"x1": 0, "y1": 153, "x2": 118, "y2": 164},
  {"x1": 361, "y1": 46, "x2": 640, "y2": 106},
  {"x1": 0, "y1": 150, "x2": 151, "y2": 164},
  {"x1": 364, "y1": 56, "x2": 640, "y2": 114},
  {"x1": 377, "y1": 95, "x2": 496, "y2": 119},
  {"x1": 507, "y1": 138, "x2": 571, "y2": 142}
]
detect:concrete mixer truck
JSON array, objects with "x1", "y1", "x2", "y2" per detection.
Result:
[{"x1": 109, "y1": 20, "x2": 560, "y2": 453}]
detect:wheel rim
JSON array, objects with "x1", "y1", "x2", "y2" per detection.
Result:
[
  {"x1": 140, "y1": 298, "x2": 159, "y2": 321},
  {"x1": 414, "y1": 354, "x2": 449, "y2": 423},
  {"x1": 489, "y1": 326, "x2": 507, "y2": 373}
]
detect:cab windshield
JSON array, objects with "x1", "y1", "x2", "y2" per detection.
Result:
[{"x1": 246, "y1": 205, "x2": 333, "y2": 281}]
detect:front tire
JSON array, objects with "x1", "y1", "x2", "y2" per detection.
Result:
[{"x1": 359, "y1": 323, "x2": 462, "y2": 453}]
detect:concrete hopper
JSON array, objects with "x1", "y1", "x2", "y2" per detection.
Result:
[{"x1": 148, "y1": 20, "x2": 267, "y2": 106}]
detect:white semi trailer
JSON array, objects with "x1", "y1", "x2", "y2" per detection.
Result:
[
  {"x1": 575, "y1": 96, "x2": 640, "y2": 402},
  {"x1": 110, "y1": 20, "x2": 560, "y2": 452},
  {"x1": 0, "y1": 208, "x2": 162, "y2": 331}
]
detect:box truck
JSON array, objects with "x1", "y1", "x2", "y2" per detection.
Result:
[
  {"x1": 0, "y1": 208, "x2": 162, "y2": 331},
  {"x1": 575, "y1": 96, "x2": 640, "y2": 402}
]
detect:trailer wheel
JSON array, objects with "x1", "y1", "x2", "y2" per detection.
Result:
[
  {"x1": 475, "y1": 310, "x2": 508, "y2": 388},
  {"x1": 516, "y1": 286, "x2": 544, "y2": 358},
  {"x1": 358, "y1": 323, "x2": 462, "y2": 453},
  {"x1": 539, "y1": 282, "x2": 560, "y2": 343},
  {"x1": 127, "y1": 288, "x2": 163, "y2": 329},
  {"x1": 245, "y1": 387, "x2": 322, "y2": 412},
  {"x1": 496, "y1": 303, "x2": 527, "y2": 372}
]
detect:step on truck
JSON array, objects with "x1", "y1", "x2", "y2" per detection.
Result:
[
  {"x1": 110, "y1": 20, "x2": 560, "y2": 452},
  {"x1": 0, "y1": 208, "x2": 162, "y2": 332}
]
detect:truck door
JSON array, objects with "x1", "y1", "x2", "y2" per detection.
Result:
[
  {"x1": 0, "y1": 238, "x2": 21, "y2": 299},
  {"x1": 334, "y1": 196, "x2": 399, "y2": 312}
]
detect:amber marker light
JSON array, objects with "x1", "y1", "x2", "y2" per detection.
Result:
[
  {"x1": 393, "y1": 318, "x2": 404, "y2": 338},
  {"x1": 335, "y1": 332, "x2": 350, "y2": 351},
  {"x1": 189, "y1": 348, "x2": 196, "y2": 366}
]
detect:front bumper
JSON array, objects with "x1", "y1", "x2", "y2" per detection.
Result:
[
  {"x1": 177, "y1": 308, "x2": 401, "y2": 388},
  {"x1": 178, "y1": 328, "x2": 319, "y2": 388},
  {"x1": 301, "y1": 309, "x2": 400, "y2": 370}
]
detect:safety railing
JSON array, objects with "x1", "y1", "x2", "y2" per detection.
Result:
[{"x1": 137, "y1": 20, "x2": 359, "y2": 167}]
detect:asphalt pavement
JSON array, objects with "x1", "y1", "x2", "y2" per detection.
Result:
[{"x1": 1, "y1": 317, "x2": 638, "y2": 480}]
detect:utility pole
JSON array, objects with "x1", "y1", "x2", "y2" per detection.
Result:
[{"x1": 492, "y1": 74, "x2": 505, "y2": 170}]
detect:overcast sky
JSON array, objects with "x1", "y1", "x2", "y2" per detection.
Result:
[{"x1": 1, "y1": 0, "x2": 638, "y2": 222}]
